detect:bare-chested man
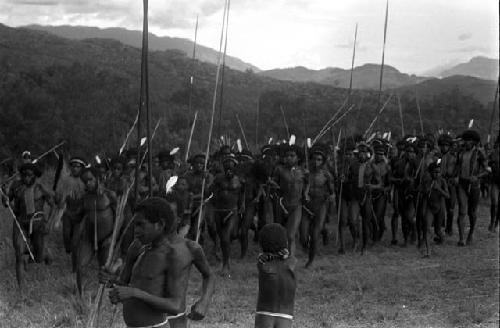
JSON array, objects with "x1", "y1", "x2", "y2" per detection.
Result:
[
  {"x1": 100, "y1": 197, "x2": 215, "y2": 328},
  {"x1": 438, "y1": 134, "x2": 458, "y2": 236},
  {"x1": 210, "y1": 154, "x2": 244, "y2": 276},
  {"x1": 3, "y1": 163, "x2": 54, "y2": 289},
  {"x1": 56, "y1": 157, "x2": 86, "y2": 257},
  {"x1": 456, "y1": 130, "x2": 488, "y2": 246},
  {"x1": 274, "y1": 145, "x2": 308, "y2": 257},
  {"x1": 73, "y1": 167, "x2": 117, "y2": 295},
  {"x1": 302, "y1": 144, "x2": 334, "y2": 267}
]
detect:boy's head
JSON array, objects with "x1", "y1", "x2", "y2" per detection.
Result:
[
  {"x1": 81, "y1": 167, "x2": 101, "y2": 192},
  {"x1": 428, "y1": 162, "x2": 441, "y2": 179},
  {"x1": 134, "y1": 197, "x2": 177, "y2": 244},
  {"x1": 259, "y1": 223, "x2": 288, "y2": 253}
]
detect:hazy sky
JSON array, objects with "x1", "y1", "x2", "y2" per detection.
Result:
[{"x1": 1, "y1": 0, "x2": 498, "y2": 73}]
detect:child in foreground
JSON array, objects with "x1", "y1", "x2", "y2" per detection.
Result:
[
  {"x1": 255, "y1": 223, "x2": 297, "y2": 328},
  {"x1": 100, "y1": 197, "x2": 214, "y2": 328}
]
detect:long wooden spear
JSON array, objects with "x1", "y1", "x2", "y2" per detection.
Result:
[
  {"x1": 348, "y1": 23, "x2": 358, "y2": 103},
  {"x1": 255, "y1": 100, "x2": 260, "y2": 151},
  {"x1": 217, "y1": 0, "x2": 231, "y2": 137},
  {"x1": 377, "y1": 0, "x2": 389, "y2": 108},
  {"x1": 415, "y1": 90, "x2": 424, "y2": 135},
  {"x1": 487, "y1": 78, "x2": 499, "y2": 142},
  {"x1": 134, "y1": 0, "x2": 150, "y2": 200},
  {"x1": 363, "y1": 94, "x2": 393, "y2": 138},
  {"x1": 279, "y1": 104, "x2": 291, "y2": 139},
  {"x1": 397, "y1": 94, "x2": 405, "y2": 136},
  {"x1": 196, "y1": 0, "x2": 230, "y2": 242},
  {"x1": 235, "y1": 113, "x2": 250, "y2": 150},
  {"x1": 185, "y1": 111, "x2": 198, "y2": 162}
]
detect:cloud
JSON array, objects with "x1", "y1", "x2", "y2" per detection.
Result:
[
  {"x1": 458, "y1": 32, "x2": 472, "y2": 41},
  {"x1": 452, "y1": 45, "x2": 491, "y2": 53}
]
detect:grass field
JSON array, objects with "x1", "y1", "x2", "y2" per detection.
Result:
[{"x1": 0, "y1": 201, "x2": 498, "y2": 328}]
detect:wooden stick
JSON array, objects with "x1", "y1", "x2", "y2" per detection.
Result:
[
  {"x1": 314, "y1": 105, "x2": 355, "y2": 144},
  {"x1": 235, "y1": 113, "x2": 250, "y2": 150},
  {"x1": 185, "y1": 111, "x2": 198, "y2": 162},
  {"x1": 313, "y1": 97, "x2": 348, "y2": 144},
  {"x1": 279, "y1": 105, "x2": 290, "y2": 139},
  {"x1": 377, "y1": 0, "x2": 389, "y2": 108},
  {"x1": 196, "y1": 0, "x2": 230, "y2": 243},
  {"x1": 397, "y1": 94, "x2": 405, "y2": 136},
  {"x1": 119, "y1": 111, "x2": 139, "y2": 155},
  {"x1": 487, "y1": 78, "x2": 499, "y2": 142},
  {"x1": 348, "y1": 23, "x2": 358, "y2": 102},
  {"x1": 415, "y1": 90, "x2": 424, "y2": 135},
  {"x1": 363, "y1": 94, "x2": 393, "y2": 138}
]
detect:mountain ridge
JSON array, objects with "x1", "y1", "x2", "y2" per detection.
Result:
[{"x1": 23, "y1": 24, "x2": 260, "y2": 73}]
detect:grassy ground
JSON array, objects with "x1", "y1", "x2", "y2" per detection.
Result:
[{"x1": 0, "y1": 200, "x2": 498, "y2": 328}]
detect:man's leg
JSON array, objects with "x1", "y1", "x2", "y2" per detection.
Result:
[
  {"x1": 456, "y1": 185, "x2": 468, "y2": 246},
  {"x1": 466, "y1": 185, "x2": 480, "y2": 245},
  {"x1": 285, "y1": 205, "x2": 302, "y2": 257},
  {"x1": 489, "y1": 184, "x2": 499, "y2": 231},
  {"x1": 306, "y1": 202, "x2": 327, "y2": 268},
  {"x1": 445, "y1": 183, "x2": 457, "y2": 235}
]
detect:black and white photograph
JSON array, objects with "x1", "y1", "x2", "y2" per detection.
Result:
[{"x1": 0, "y1": 0, "x2": 498, "y2": 327}]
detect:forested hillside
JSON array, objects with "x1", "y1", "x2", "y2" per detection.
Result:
[{"x1": 0, "y1": 24, "x2": 495, "y2": 160}]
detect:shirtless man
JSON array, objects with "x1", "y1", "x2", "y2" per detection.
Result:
[
  {"x1": 421, "y1": 162, "x2": 449, "y2": 257},
  {"x1": 274, "y1": 145, "x2": 308, "y2": 257},
  {"x1": 302, "y1": 144, "x2": 334, "y2": 267},
  {"x1": 346, "y1": 142, "x2": 381, "y2": 253},
  {"x1": 456, "y1": 130, "x2": 488, "y2": 246},
  {"x1": 56, "y1": 156, "x2": 86, "y2": 256},
  {"x1": 389, "y1": 139, "x2": 408, "y2": 245},
  {"x1": 437, "y1": 134, "x2": 458, "y2": 236},
  {"x1": 370, "y1": 143, "x2": 391, "y2": 242},
  {"x1": 210, "y1": 154, "x2": 244, "y2": 276},
  {"x1": 100, "y1": 197, "x2": 215, "y2": 328},
  {"x1": 3, "y1": 163, "x2": 54, "y2": 289},
  {"x1": 488, "y1": 135, "x2": 499, "y2": 232},
  {"x1": 74, "y1": 167, "x2": 117, "y2": 295}
]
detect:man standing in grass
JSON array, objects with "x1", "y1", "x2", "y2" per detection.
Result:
[{"x1": 100, "y1": 197, "x2": 214, "y2": 328}]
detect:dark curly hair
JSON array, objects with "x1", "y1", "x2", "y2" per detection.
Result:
[
  {"x1": 259, "y1": 223, "x2": 288, "y2": 253},
  {"x1": 135, "y1": 197, "x2": 177, "y2": 233}
]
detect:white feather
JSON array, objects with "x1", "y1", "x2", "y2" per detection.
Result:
[
  {"x1": 170, "y1": 147, "x2": 179, "y2": 155},
  {"x1": 437, "y1": 158, "x2": 441, "y2": 165},
  {"x1": 165, "y1": 176, "x2": 178, "y2": 194},
  {"x1": 140, "y1": 137, "x2": 146, "y2": 146},
  {"x1": 468, "y1": 119, "x2": 474, "y2": 128},
  {"x1": 95, "y1": 155, "x2": 101, "y2": 164},
  {"x1": 289, "y1": 134, "x2": 296, "y2": 145},
  {"x1": 306, "y1": 138, "x2": 312, "y2": 148},
  {"x1": 268, "y1": 137, "x2": 273, "y2": 144},
  {"x1": 237, "y1": 139, "x2": 243, "y2": 152}
]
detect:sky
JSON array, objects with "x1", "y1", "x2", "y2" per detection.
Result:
[{"x1": 1, "y1": 0, "x2": 498, "y2": 74}]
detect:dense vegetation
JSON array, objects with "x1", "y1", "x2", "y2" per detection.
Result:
[{"x1": 0, "y1": 24, "x2": 495, "y2": 160}]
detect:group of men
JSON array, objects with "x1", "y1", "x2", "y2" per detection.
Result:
[{"x1": 1, "y1": 129, "x2": 499, "y2": 290}]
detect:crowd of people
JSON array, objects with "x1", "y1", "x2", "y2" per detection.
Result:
[{"x1": 1, "y1": 128, "x2": 499, "y2": 328}]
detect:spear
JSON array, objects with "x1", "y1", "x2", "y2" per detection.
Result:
[
  {"x1": 313, "y1": 97, "x2": 348, "y2": 143},
  {"x1": 196, "y1": 0, "x2": 230, "y2": 242},
  {"x1": 235, "y1": 113, "x2": 250, "y2": 150},
  {"x1": 415, "y1": 90, "x2": 424, "y2": 135},
  {"x1": 279, "y1": 104, "x2": 291, "y2": 139},
  {"x1": 185, "y1": 111, "x2": 198, "y2": 162},
  {"x1": 363, "y1": 94, "x2": 393, "y2": 138},
  {"x1": 119, "y1": 111, "x2": 139, "y2": 155},
  {"x1": 217, "y1": 0, "x2": 231, "y2": 137},
  {"x1": 348, "y1": 23, "x2": 358, "y2": 103},
  {"x1": 187, "y1": 15, "x2": 199, "y2": 117},
  {"x1": 397, "y1": 94, "x2": 405, "y2": 136},
  {"x1": 487, "y1": 78, "x2": 499, "y2": 142},
  {"x1": 377, "y1": 0, "x2": 389, "y2": 108},
  {"x1": 313, "y1": 104, "x2": 355, "y2": 144},
  {"x1": 255, "y1": 100, "x2": 260, "y2": 151}
]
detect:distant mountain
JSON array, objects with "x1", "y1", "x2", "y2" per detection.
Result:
[
  {"x1": 440, "y1": 56, "x2": 498, "y2": 81},
  {"x1": 23, "y1": 24, "x2": 260, "y2": 73},
  {"x1": 258, "y1": 64, "x2": 428, "y2": 90},
  {"x1": 395, "y1": 75, "x2": 498, "y2": 106}
]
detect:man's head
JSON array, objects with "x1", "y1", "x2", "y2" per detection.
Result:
[
  {"x1": 283, "y1": 145, "x2": 301, "y2": 167},
  {"x1": 461, "y1": 130, "x2": 480, "y2": 151},
  {"x1": 438, "y1": 134, "x2": 452, "y2": 154},
  {"x1": 405, "y1": 143, "x2": 417, "y2": 161},
  {"x1": 80, "y1": 167, "x2": 101, "y2": 193},
  {"x1": 158, "y1": 151, "x2": 174, "y2": 170},
  {"x1": 111, "y1": 156, "x2": 125, "y2": 178},
  {"x1": 373, "y1": 145, "x2": 386, "y2": 163},
  {"x1": 428, "y1": 162, "x2": 441, "y2": 179},
  {"x1": 356, "y1": 143, "x2": 371, "y2": 162},
  {"x1": 173, "y1": 176, "x2": 189, "y2": 193},
  {"x1": 69, "y1": 157, "x2": 86, "y2": 177},
  {"x1": 134, "y1": 197, "x2": 177, "y2": 244},
  {"x1": 259, "y1": 223, "x2": 288, "y2": 253},
  {"x1": 191, "y1": 154, "x2": 205, "y2": 173},
  {"x1": 20, "y1": 163, "x2": 41, "y2": 186},
  {"x1": 222, "y1": 154, "x2": 238, "y2": 177},
  {"x1": 21, "y1": 151, "x2": 32, "y2": 164}
]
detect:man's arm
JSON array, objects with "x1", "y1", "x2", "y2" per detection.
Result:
[{"x1": 188, "y1": 241, "x2": 215, "y2": 320}]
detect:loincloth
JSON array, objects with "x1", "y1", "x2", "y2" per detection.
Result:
[{"x1": 127, "y1": 311, "x2": 186, "y2": 328}]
